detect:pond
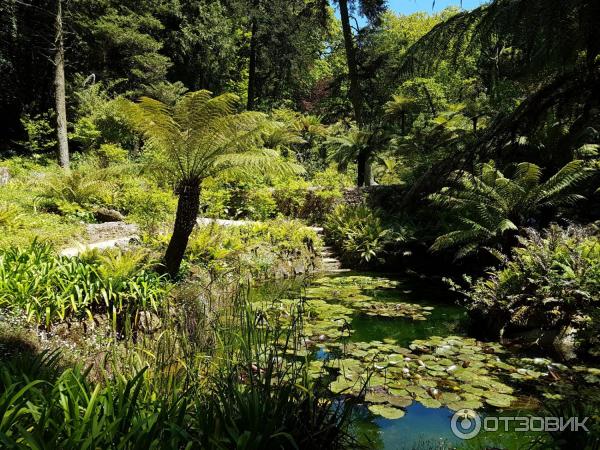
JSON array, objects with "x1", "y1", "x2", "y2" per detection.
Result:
[{"x1": 253, "y1": 271, "x2": 599, "y2": 450}]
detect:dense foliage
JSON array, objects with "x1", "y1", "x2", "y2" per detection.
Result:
[
  {"x1": 0, "y1": 242, "x2": 167, "y2": 328},
  {"x1": 0, "y1": 303, "x2": 356, "y2": 449},
  {"x1": 2, "y1": 0, "x2": 600, "y2": 446},
  {"x1": 457, "y1": 225, "x2": 600, "y2": 357}
]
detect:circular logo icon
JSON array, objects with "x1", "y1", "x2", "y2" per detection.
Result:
[{"x1": 451, "y1": 409, "x2": 481, "y2": 439}]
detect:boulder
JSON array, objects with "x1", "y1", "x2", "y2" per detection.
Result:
[
  {"x1": 94, "y1": 207, "x2": 125, "y2": 223},
  {"x1": 137, "y1": 311, "x2": 162, "y2": 333}
]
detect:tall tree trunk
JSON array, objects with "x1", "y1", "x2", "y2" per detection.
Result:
[
  {"x1": 163, "y1": 180, "x2": 200, "y2": 278},
  {"x1": 338, "y1": 0, "x2": 370, "y2": 186},
  {"x1": 54, "y1": 0, "x2": 69, "y2": 169},
  {"x1": 246, "y1": 1, "x2": 259, "y2": 111}
]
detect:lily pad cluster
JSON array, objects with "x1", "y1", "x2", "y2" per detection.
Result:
[
  {"x1": 251, "y1": 275, "x2": 434, "y2": 345},
  {"x1": 360, "y1": 302, "x2": 433, "y2": 320},
  {"x1": 305, "y1": 276, "x2": 434, "y2": 320},
  {"x1": 251, "y1": 297, "x2": 354, "y2": 342},
  {"x1": 319, "y1": 336, "x2": 528, "y2": 418}
]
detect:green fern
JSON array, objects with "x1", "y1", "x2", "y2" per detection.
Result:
[
  {"x1": 430, "y1": 160, "x2": 594, "y2": 258},
  {"x1": 0, "y1": 203, "x2": 23, "y2": 230},
  {"x1": 122, "y1": 91, "x2": 303, "y2": 183}
]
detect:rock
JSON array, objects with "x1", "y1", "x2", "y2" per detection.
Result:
[
  {"x1": 553, "y1": 325, "x2": 579, "y2": 361},
  {"x1": 137, "y1": 311, "x2": 162, "y2": 333},
  {"x1": 94, "y1": 207, "x2": 125, "y2": 223},
  {"x1": 86, "y1": 221, "x2": 138, "y2": 242},
  {"x1": 0, "y1": 167, "x2": 10, "y2": 186}
]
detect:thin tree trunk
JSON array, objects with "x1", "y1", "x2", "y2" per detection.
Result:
[
  {"x1": 246, "y1": 2, "x2": 259, "y2": 111},
  {"x1": 401, "y1": 111, "x2": 406, "y2": 136},
  {"x1": 338, "y1": 0, "x2": 370, "y2": 186},
  {"x1": 163, "y1": 180, "x2": 200, "y2": 278},
  {"x1": 54, "y1": 0, "x2": 69, "y2": 169}
]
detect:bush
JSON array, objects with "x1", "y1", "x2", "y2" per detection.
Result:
[
  {"x1": 324, "y1": 203, "x2": 403, "y2": 266},
  {"x1": 459, "y1": 224, "x2": 600, "y2": 358},
  {"x1": 96, "y1": 143, "x2": 128, "y2": 168},
  {"x1": 37, "y1": 169, "x2": 114, "y2": 220},
  {"x1": 0, "y1": 241, "x2": 168, "y2": 329},
  {"x1": 18, "y1": 112, "x2": 57, "y2": 154},
  {"x1": 272, "y1": 168, "x2": 345, "y2": 224},
  {"x1": 0, "y1": 203, "x2": 23, "y2": 231}
]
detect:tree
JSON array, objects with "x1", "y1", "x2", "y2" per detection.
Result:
[
  {"x1": 54, "y1": 0, "x2": 69, "y2": 168},
  {"x1": 229, "y1": 0, "x2": 330, "y2": 111},
  {"x1": 430, "y1": 160, "x2": 594, "y2": 259},
  {"x1": 398, "y1": 0, "x2": 600, "y2": 200},
  {"x1": 333, "y1": 0, "x2": 386, "y2": 186},
  {"x1": 125, "y1": 91, "x2": 302, "y2": 277}
]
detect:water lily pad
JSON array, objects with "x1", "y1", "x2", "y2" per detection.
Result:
[
  {"x1": 368, "y1": 404, "x2": 405, "y2": 419},
  {"x1": 365, "y1": 392, "x2": 389, "y2": 404},
  {"x1": 484, "y1": 393, "x2": 516, "y2": 408},
  {"x1": 419, "y1": 398, "x2": 442, "y2": 408}
]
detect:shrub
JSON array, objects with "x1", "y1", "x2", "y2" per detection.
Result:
[
  {"x1": 272, "y1": 170, "x2": 344, "y2": 224},
  {"x1": 244, "y1": 187, "x2": 277, "y2": 220},
  {"x1": 458, "y1": 225, "x2": 600, "y2": 357},
  {"x1": 96, "y1": 143, "x2": 129, "y2": 168},
  {"x1": 0, "y1": 241, "x2": 168, "y2": 329},
  {"x1": 117, "y1": 182, "x2": 176, "y2": 236},
  {"x1": 324, "y1": 203, "x2": 404, "y2": 266},
  {"x1": 37, "y1": 169, "x2": 114, "y2": 220},
  {"x1": 18, "y1": 112, "x2": 57, "y2": 154},
  {"x1": 186, "y1": 220, "x2": 320, "y2": 279},
  {"x1": 0, "y1": 203, "x2": 23, "y2": 231},
  {"x1": 200, "y1": 177, "x2": 231, "y2": 218}
]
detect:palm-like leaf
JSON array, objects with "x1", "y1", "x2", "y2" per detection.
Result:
[
  {"x1": 430, "y1": 160, "x2": 594, "y2": 258},
  {"x1": 123, "y1": 91, "x2": 302, "y2": 183}
]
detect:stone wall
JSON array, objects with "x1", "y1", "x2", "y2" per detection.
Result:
[{"x1": 342, "y1": 185, "x2": 406, "y2": 211}]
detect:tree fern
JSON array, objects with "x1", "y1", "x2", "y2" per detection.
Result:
[
  {"x1": 123, "y1": 90, "x2": 303, "y2": 276},
  {"x1": 430, "y1": 160, "x2": 594, "y2": 258}
]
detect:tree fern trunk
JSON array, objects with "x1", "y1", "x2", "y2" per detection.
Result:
[{"x1": 164, "y1": 180, "x2": 200, "y2": 278}]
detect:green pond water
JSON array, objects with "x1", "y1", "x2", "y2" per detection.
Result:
[{"x1": 253, "y1": 271, "x2": 599, "y2": 450}]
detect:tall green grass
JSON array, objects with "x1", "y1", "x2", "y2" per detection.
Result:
[{"x1": 0, "y1": 288, "x2": 359, "y2": 449}]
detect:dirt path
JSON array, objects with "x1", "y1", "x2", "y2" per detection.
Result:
[{"x1": 60, "y1": 222, "x2": 139, "y2": 256}]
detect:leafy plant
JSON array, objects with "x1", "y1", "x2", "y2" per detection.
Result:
[
  {"x1": 0, "y1": 241, "x2": 168, "y2": 329},
  {"x1": 95, "y1": 143, "x2": 128, "y2": 168},
  {"x1": 0, "y1": 203, "x2": 23, "y2": 231},
  {"x1": 430, "y1": 160, "x2": 594, "y2": 259},
  {"x1": 18, "y1": 111, "x2": 57, "y2": 154},
  {"x1": 37, "y1": 169, "x2": 114, "y2": 219},
  {"x1": 458, "y1": 225, "x2": 600, "y2": 357},
  {"x1": 324, "y1": 203, "x2": 406, "y2": 266},
  {"x1": 186, "y1": 220, "x2": 320, "y2": 279}
]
